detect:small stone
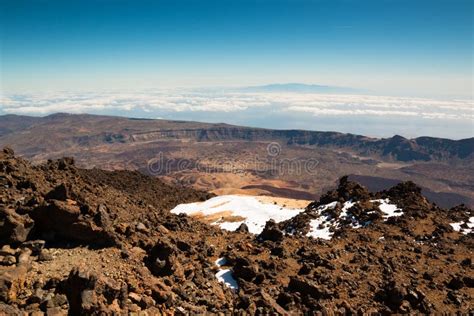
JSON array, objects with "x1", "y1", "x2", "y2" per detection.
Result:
[
  {"x1": 460, "y1": 258, "x2": 472, "y2": 267},
  {"x1": 236, "y1": 223, "x2": 249, "y2": 233},
  {"x1": 18, "y1": 248, "x2": 32, "y2": 264},
  {"x1": 52, "y1": 294, "x2": 68, "y2": 307},
  {"x1": 136, "y1": 222, "x2": 148, "y2": 233},
  {"x1": 120, "y1": 249, "x2": 130, "y2": 259},
  {"x1": 2, "y1": 255, "x2": 17, "y2": 266},
  {"x1": 447, "y1": 276, "x2": 464, "y2": 290},
  {"x1": 0, "y1": 245, "x2": 17, "y2": 256},
  {"x1": 28, "y1": 288, "x2": 45, "y2": 304},
  {"x1": 39, "y1": 251, "x2": 54, "y2": 262},
  {"x1": 399, "y1": 300, "x2": 411, "y2": 313},
  {"x1": 139, "y1": 295, "x2": 156, "y2": 309},
  {"x1": 463, "y1": 276, "x2": 474, "y2": 288},
  {"x1": 447, "y1": 291, "x2": 462, "y2": 305},
  {"x1": 156, "y1": 224, "x2": 169, "y2": 234},
  {"x1": 21, "y1": 240, "x2": 46, "y2": 255},
  {"x1": 422, "y1": 271, "x2": 433, "y2": 281},
  {"x1": 128, "y1": 303, "x2": 141, "y2": 312},
  {"x1": 3, "y1": 147, "x2": 14, "y2": 156},
  {"x1": 128, "y1": 292, "x2": 142, "y2": 304}
]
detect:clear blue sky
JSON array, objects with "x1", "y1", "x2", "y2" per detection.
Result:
[{"x1": 1, "y1": 0, "x2": 473, "y2": 97}]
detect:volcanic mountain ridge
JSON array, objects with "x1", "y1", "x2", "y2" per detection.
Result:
[{"x1": 0, "y1": 147, "x2": 472, "y2": 314}]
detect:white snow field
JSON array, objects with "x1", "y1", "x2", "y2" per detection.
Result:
[
  {"x1": 170, "y1": 195, "x2": 304, "y2": 234},
  {"x1": 172, "y1": 195, "x2": 403, "y2": 240}
]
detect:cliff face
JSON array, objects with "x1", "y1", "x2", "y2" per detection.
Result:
[
  {"x1": 122, "y1": 127, "x2": 472, "y2": 162},
  {"x1": 1, "y1": 114, "x2": 472, "y2": 162}
]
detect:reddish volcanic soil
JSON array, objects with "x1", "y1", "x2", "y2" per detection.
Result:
[{"x1": 0, "y1": 147, "x2": 472, "y2": 314}]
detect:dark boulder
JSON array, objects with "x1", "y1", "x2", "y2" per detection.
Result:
[
  {"x1": 146, "y1": 239, "x2": 184, "y2": 279},
  {"x1": 62, "y1": 267, "x2": 124, "y2": 315},
  {"x1": 44, "y1": 183, "x2": 73, "y2": 201},
  {"x1": 30, "y1": 200, "x2": 115, "y2": 246},
  {"x1": 0, "y1": 207, "x2": 34, "y2": 244},
  {"x1": 287, "y1": 277, "x2": 334, "y2": 300},
  {"x1": 236, "y1": 223, "x2": 249, "y2": 233},
  {"x1": 233, "y1": 257, "x2": 258, "y2": 282},
  {"x1": 258, "y1": 220, "x2": 284, "y2": 242}
]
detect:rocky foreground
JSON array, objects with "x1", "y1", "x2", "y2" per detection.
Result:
[{"x1": 0, "y1": 147, "x2": 472, "y2": 314}]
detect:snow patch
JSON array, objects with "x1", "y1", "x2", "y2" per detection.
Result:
[
  {"x1": 219, "y1": 221, "x2": 245, "y2": 232},
  {"x1": 214, "y1": 257, "x2": 238, "y2": 290},
  {"x1": 307, "y1": 218, "x2": 333, "y2": 240},
  {"x1": 215, "y1": 257, "x2": 227, "y2": 267},
  {"x1": 306, "y1": 201, "x2": 360, "y2": 240},
  {"x1": 450, "y1": 217, "x2": 474, "y2": 235},
  {"x1": 306, "y1": 199, "x2": 402, "y2": 240},
  {"x1": 215, "y1": 269, "x2": 239, "y2": 290},
  {"x1": 171, "y1": 195, "x2": 304, "y2": 234},
  {"x1": 371, "y1": 199, "x2": 403, "y2": 219}
]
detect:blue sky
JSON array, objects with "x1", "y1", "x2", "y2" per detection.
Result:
[
  {"x1": 1, "y1": 0, "x2": 472, "y2": 97},
  {"x1": 0, "y1": 0, "x2": 473, "y2": 139}
]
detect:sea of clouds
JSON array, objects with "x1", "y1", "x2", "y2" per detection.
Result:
[{"x1": 1, "y1": 90, "x2": 472, "y2": 139}]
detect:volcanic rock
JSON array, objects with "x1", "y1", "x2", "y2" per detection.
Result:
[
  {"x1": 0, "y1": 207, "x2": 34, "y2": 244},
  {"x1": 258, "y1": 220, "x2": 284, "y2": 242},
  {"x1": 0, "y1": 148, "x2": 472, "y2": 314}
]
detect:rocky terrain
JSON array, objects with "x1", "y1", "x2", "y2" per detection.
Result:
[
  {"x1": 1, "y1": 113, "x2": 473, "y2": 208},
  {"x1": 1, "y1": 147, "x2": 473, "y2": 314}
]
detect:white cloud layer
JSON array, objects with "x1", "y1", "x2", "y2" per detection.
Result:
[{"x1": 1, "y1": 90, "x2": 472, "y2": 121}]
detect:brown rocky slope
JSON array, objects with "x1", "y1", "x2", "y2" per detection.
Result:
[{"x1": 0, "y1": 147, "x2": 472, "y2": 314}]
